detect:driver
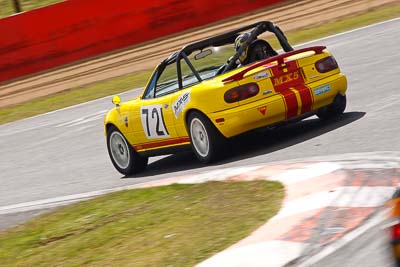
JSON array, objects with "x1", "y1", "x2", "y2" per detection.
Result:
[
  {"x1": 216, "y1": 32, "x2": 278, "y2": 75},
  {"x1": 234, "y1": 32, "x2": 277, "y2": 67}
]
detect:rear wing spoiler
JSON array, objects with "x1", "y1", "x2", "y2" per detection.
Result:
[{"x1": 222, "y1": 46, "x2": 326, "y2": 83}]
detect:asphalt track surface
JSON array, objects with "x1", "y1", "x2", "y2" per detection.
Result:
[{"x1": 1, "y1": 18, "x2": 400, "y2": 264}]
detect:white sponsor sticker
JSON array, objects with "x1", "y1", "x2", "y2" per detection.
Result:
[
  {"x1": 173, "y1": 91, "x2": 190, "y2": 118},
  {"x1": 314, "y1": 84, "x2": 331, "y2": 96},
  {"x1": 140, "y1": 105, "x2": 170, "y2": 139},
  {"x1": 254, "y1": 71, "x2": 270, "y2": 80},
  {"x1": 262, "y1": 90, "x2": 272, "y2": 95}
]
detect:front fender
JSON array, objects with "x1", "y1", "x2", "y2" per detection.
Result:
[{"x1": 104, "y1": 108, "x2": 123, "y2": 136}]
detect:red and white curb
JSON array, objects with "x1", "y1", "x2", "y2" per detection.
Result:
[
  {"x1": 1, "y1": 152, "x2": 399, "y2": 267},
  {"x1": 195, "y1": 156, "x2": 400, "y2": 267}
]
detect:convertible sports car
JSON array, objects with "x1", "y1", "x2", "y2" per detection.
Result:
[{"x1": 104, "y1": 21, "x2": 347, "y2": 175}]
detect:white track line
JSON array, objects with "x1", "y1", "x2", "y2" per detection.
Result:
[
  {"x1": 0, "y1": 161, "x2": 338, "y2": 215},
  {"x1": 272, "y1": 162, "x2": 341, "y2": 185},
  {"x1": 0, "y1": 165, "x2": 263, "y2": 215},
  {"x1": 272, "y1": 186, "x2": 394, "y2": 220},
  {"x1": 0, "y1": 87, "x2": 143, "y2": 127},
  {"x1": 1, "y1": 156, "x2": 396, "y2": 216},
  {"x1": 197, "y1": 240, "x2": 307, "y2": 267}
]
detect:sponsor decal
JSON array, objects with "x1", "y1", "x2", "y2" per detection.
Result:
[
  {"x1": 173, "y1": 91, "x2": 190, "y2": 118},
  {"x1": 258, "y1": 106, "x2": 267, "y2": 116},
  {"x1": 273, "y1": 71, "x2": 300, "y2": 86},
  {"x1": 262, "y1": 90, "x2": 272, "y2": 95},
  {"x1": 314, "y1": 84, "x2": 331, "y2": 96},
  {"x1": 254, "y1": 71, "x2": 269, "y2": 80}
]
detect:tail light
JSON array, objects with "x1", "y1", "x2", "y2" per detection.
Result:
[
  {"x1": 315, "y1": 56, "x2": 338, "y2": 73},
  {"x1": 224, "y1": 83, "x2": 259, "y2": 103},
  {"x1": 392, "y1": 223, "x2": 400, "y2": 240}
]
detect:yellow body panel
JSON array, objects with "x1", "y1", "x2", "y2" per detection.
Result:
[
  {"x1": 105, "y1": 50, "x2": 347, "y2": 154},
  {"x1": 210, "y1": 73, "x2": 346, "y2": 137}
]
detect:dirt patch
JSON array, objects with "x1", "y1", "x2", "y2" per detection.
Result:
[{"x1": 0, "y1": 0, "x2": 396, "y2": 108}]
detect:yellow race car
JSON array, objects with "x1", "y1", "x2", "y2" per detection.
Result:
[{"x1": 104, "y1": 21, "x2": 347, "y2": 175}]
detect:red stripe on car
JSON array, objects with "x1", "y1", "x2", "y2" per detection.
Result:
[
  {"x1": 280, "y1": 89, "x2": 298, "y2": 119},
  {"x1": 293, "y1": 62, "x2": 313, "y2": 114},
  {"x1": 270, "y1": 63, "x2": 300, "y2": 119},
  {"x1": 134, "y1": 137, "x2": 190, "y2": 151},
  {"x1": 297, "y1": 85, "x2": 313, "y2": 114}
]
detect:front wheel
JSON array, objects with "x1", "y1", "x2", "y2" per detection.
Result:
[
  {"x1": 188, "y1": 112, "x2": 227, "y2": 163},
  {"x1": 107, "y1": 126, "x2": 148, "y2": 175},
  {"x1": 317, "y1": 94, "x2": 347, "y2": 120}
]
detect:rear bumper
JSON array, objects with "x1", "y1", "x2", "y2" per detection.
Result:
[{"x1": 209, "y1": 73, "x2": 347, "y2": 138}]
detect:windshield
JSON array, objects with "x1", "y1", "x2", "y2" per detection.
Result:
[
  {"x1": 181, "y1": 30, "x2": 280, "y2": 84},
  {"x1": 143, "y1": 29, "x2": 283, "y2": 99},
  {"x1": 180, "y1": 44, "x2": 235, "y2": 84}
]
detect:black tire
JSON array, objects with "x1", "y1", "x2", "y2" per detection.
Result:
[
  {"x1": 187, "y1": 111, "x2": 227, "y2": 163},
  {"x1": 107, "y1": 126, "x2": 148, "y2": 175},
  {"x1": 317, "y1": 94, "x2": 347, "y2": 120}
]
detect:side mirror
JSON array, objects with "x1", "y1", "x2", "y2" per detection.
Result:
[{"x1": 112, "y1": 95, "x2": 121, "y2": 107}]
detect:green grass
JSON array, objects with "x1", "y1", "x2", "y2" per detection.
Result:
[
  {"x1": 283, "y1": 3, "x2": 400, "y2": 46},
  {"x1": 1, "y1": 3, "x2": 400, "y2": 125},
  {"x1": 0, "y1": 71, "x2": 151, "y2": 125},
  {"x1": 0, "y1": 0, "x2": 64, "y2": 18},
  {"x1": 0, "y1": 181, "x2": 284, "y2": 266}
]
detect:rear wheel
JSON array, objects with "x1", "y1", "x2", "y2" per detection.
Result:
[
  {"x1": 188, "y1": 112, "x2": 227, "y2": 163},
  {"x1": 107, "y1": 126, "x2": 148, "y2": 175},
  {"x1": 317, "y1": 94, "x2": 346, "y2": 120}
]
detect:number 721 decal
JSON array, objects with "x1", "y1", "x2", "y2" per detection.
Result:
[{"x1": 140, "y1": 105, "x2": 170, "y2": 139}]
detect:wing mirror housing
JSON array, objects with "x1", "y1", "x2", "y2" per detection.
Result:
[{"x1": 112, "y1": 95, "x2": 121, "y2": 107}]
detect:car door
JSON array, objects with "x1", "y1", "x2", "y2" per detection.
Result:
[
  {"x1": 139, "y1": 95, "x2": 176, "y2": 141},
  {"x1": 131, "y1": 63, "x2": 181, "y2": 153}
]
